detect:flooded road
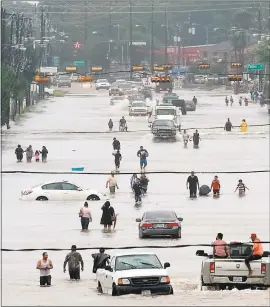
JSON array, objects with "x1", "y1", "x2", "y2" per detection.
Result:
[{"x1": 2, "y1": 86, "x2": 270, "y2": 305}]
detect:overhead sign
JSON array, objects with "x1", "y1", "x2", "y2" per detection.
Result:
[
  {"x1": 34, "y1": 75, "x2": 49, "y2": 83},
  {"x1": 40, "y1": 66, "x2": 57, "y2": 73},
  {"x1": 65, "y1": 66, "x2": 77, "y2": 72},
  {"x1": 228, "y1": 75, "x2": 242, "y2": 81},
  {"x1": 153, "y1": 65, "x2": 164, "y2": 71},
  {"x1": 231, "y1": 62, "x2": 242, "y2": 68},
  {"x1": 247, "y1": 64, "x2": 264, "y2": 71},
  {"x1": 129, "y1": 42, "x2": 147, "y2": 46},
  {"x1": 91, "y1": 66, "x2": 103, "y2": 72},
  {"x1": 198, "y1": 64, "x2": 210, "y2": 69},
  {"x1": 73, "y1": 60, "x2": 85, "y2": 67},
  {"x1": 132, "y1": 65, "x2": 145, "y2": 71}
]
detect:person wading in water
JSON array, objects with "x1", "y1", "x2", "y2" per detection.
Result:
[
  {"x1": 63, "y1": 245, "x2": 84, "y2": 280},
  {"x1": 36, "y1": 252, "x2": 53, "y2": 287}
]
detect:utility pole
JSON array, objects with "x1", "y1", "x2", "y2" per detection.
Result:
[
  {"x1": 150, "y1": 0, "x2": 154, "y2": 71},
  {"x1": 129, "y1": 0, "x2": 133, "y2": 80},
  {"x1": 1, "y1": 8, "x2": 6, "y2": 59},
  {"x1": 258, "y1": 3, "x2": 263, "y2": 91},
  {"x1": 39, "y1": 6, "x2": 45, "y2": 99},
  {"x1": 108, "y1": 5, "x2": 112, "y2": 72},
  {"x1": 177, "y1": 25, "x2": 181, "y2": 66},
  {"x1": 164, "y1": 4, "x2": 168, "y2": 64},
  {"x1": 84, "y1": 0, "x2": 88, "y2": 74}
]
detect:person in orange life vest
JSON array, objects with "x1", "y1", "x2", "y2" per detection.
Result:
[
  {"x1": 245, "y1": 233, "x2": 264, "y2": 276},
  {"x1": 211, "y1": 175, "x2": 221, "y2": 196}
]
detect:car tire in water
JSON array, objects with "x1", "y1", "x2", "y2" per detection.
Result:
[
  {"x1": 97, "y1": 282, "x2": 103, "y2": 293},
  {"x1": 112, "y1": 284, "x2": 120, "y2": 296},
  {"x1": 36, "y1": 196, "x2": 48, "y2": 201},
  {"x1": 87, "y1": 194, "x2": 100, "y2": 201},
  {"x1": 139, "y1": 229, "x2": 147, "y2": 239},
  {"x1": 173, "y1": 228, "x2": 181, "y2": 238}
]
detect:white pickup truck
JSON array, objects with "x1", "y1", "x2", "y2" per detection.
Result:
[
  {"x1": 196, "y1": 242, "x2": 270, "y2": 290},
  {"x1": 96, "y1": 251, "x2": 173, "y2": 296}
]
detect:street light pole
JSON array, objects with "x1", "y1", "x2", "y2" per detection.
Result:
[
  {"x1": 164, "y1": 4, "x2": 168, "y2": 64},
  {"x1": 150, "y1": 0, "x2": 154, "y2": 71},
  {"x1": 129, "y1": 0, "x2": 133, "y2": 80}
]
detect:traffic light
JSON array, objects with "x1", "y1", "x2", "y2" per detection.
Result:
[
  {"x1": 79, "y1": 75, "x2": 94, "y2": 82},
  {"x1": 91, "y1": 66, "x2": 103, "y2": 72},
  {"x1": 66, "y1": 66, "x2": 77, "y2": 72},
  {"x1": 231, "y1": 62, "x2": 242, "y2": 68},
  {"x1": 153, "y1": 65, "x2": 164, "y2": 71},
  {"x1": 132, "y1": 65, "x2": 145, "y2": 71},
  {"x1": 163, "y1": 64, "x2": 173, "y2": 70},
  {"x1": 198, "y1": 64, "x2": 210, "y2": 69},
  {"x1": 228, "y1": 75, "x2": 242, "y2": 81},
  {"x1": 151, "y1": 76, "x2": 170, "y2": 82}
]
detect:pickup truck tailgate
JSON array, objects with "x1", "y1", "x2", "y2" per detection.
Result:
[{"x1": 214, "y1": 259, "x2": 263, "y2": 276}]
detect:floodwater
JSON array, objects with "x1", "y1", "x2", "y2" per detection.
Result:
[{"x1": 1, "y1": 85, "x2": 270, "y2": 306}]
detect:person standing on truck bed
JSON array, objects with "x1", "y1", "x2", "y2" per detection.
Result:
[
  {"x1": 245, "y1": 233, "x2": 264, "y2": 276},
  {"x1": 213, "y1": 233, "x2": 229, "y2": 258}
]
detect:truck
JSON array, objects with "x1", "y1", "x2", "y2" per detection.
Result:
[
  {"x1": 151, "y1": 104, "x2": 181, "y2": 131},
  {"x1": 151, "y1": 119, "x2": 177, "y2": 141},
  {"x1": 196, "y1": 242, "x2": 270, "y2": 291},
  {"x1": 96, "y1": 251, "x2": 173, "y2": 296}
]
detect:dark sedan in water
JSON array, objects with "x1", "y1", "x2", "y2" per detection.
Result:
[{"x1": 136, "y1": 210, "x2": 183, "y2": 239}]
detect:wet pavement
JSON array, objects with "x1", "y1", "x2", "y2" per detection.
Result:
[{"x1": 2, "y1": 85, "x2": 270, "y2": 305}]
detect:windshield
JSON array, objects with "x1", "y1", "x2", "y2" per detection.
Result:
[
  {"x1": 132, "y1": 102, "x2": 146, "y2": 107},
  {"x1": 118, "y1": 83, "x2": 132, "y2": 89},
  {"x1": 115, "y1": 254, "x2": 162, "y2": 271},
  {"x1": 145, "y1": 211, "x2": 176, "y2": 220},
  {"x1": 97, "y1": 79, "x2": 108, "y2": 82},
  {"x1": 58, "y1": 75, "x2": 70, "y2": 80},
  {"x1": 153, "y1": 120, "x2": 174, "y2": 127},
  {"x1": 156, "y1": 109, "x2": 175, "y2": 116}
]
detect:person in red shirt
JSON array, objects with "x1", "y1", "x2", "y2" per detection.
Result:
[{"x1": 211, "y1": 175, "x2": 221, "y2": 197}]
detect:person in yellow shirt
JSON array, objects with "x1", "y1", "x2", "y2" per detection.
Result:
[
  {"x1": 240, "y1": 119, "x2": 248, "y2": 132},
  {"x1": 244, "y1": 233, "x2": 263, "y2": 276}
]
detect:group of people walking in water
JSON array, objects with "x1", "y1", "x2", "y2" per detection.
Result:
[
  {"x1": 79, "y1": 200, "x2": 116, "y2": 233},
  {"x1": 15, "y1": 144, "x2": 48, "y2": 162},
  {"x1": 37, "y1": 246, "x2": 111, "y2": 286}
]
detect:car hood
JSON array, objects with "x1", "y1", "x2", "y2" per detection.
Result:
[
  {"x1": 115, "y1": 268, "x2": 168, "y2": 278},
  {"x1": 131, "y1": 107, "x2": 147, "y2": 110},
  {"x1": 153, "y1": 125, "x2": 175, "y2": 130}
]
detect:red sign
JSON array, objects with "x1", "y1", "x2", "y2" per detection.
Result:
[{"x1": 73, "y1": 41, "x2": 82, "y2": 49}]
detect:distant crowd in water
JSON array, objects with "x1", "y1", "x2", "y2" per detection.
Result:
[{"x1": 15, "y1": 145, "x2": 48, "y2": 162}]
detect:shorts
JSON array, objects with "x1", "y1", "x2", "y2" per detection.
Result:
[
  {"x1": 140, "y1": 159, "x2": 147, "y2": 167},
  {"x1": 40, "y1": 275, "x2": 51, "y2": 286},
  {"x1": 109, "y1": 186, "x2": 116, "y2": 194},
  {"x1": 213, "y1": 189, "x2": 220, "y2": 195}
]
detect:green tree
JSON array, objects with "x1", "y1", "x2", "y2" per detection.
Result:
[{"x1": 256, "y1": 40, "x2": 270, "y2": 64}]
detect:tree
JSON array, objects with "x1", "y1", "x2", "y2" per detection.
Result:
[
  {"x1": 256, "y1": 40, "x2": 270, "y2": 64},
  {"x1": 232, "y1": 10, "x2": 254, "y2": 29}
]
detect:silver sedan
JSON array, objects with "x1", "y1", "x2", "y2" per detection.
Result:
[{"x1": 136, "y1": 210, "x2": 183, "y2": 239}]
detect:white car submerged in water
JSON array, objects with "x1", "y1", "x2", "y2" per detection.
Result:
[{"x1": 20, "y1": 180, "x2": 107, "y2": 201}]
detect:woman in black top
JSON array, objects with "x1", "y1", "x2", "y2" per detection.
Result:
[{"x1": 100, "y1": 201, "x2": 115, "y2": 233}]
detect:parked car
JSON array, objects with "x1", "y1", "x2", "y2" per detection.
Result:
[
  {"x1": 20, "y1": 180, "x2": 106, "y2": 201},
  {"x1": 96, "y1": 251, "x2": 173, "y2": 296},
  {"x1": 96, "y1": 79, "x2": 110, "y2": 90},
  {"x1": 129, "y1": 101, "x2": 148, "y2": 116},
  {"x1": 56, "y1": 75, "x2": 71, "y2": 87},
  {"x1": 136, "y1": 210, "x2": 183, "y2": 238},
  {"x1": 196, "y1": 242, "x2": 270, "y2": 290},
  {"x1": 185, "y1": 101, "x2": 196, "y2": 111}
]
